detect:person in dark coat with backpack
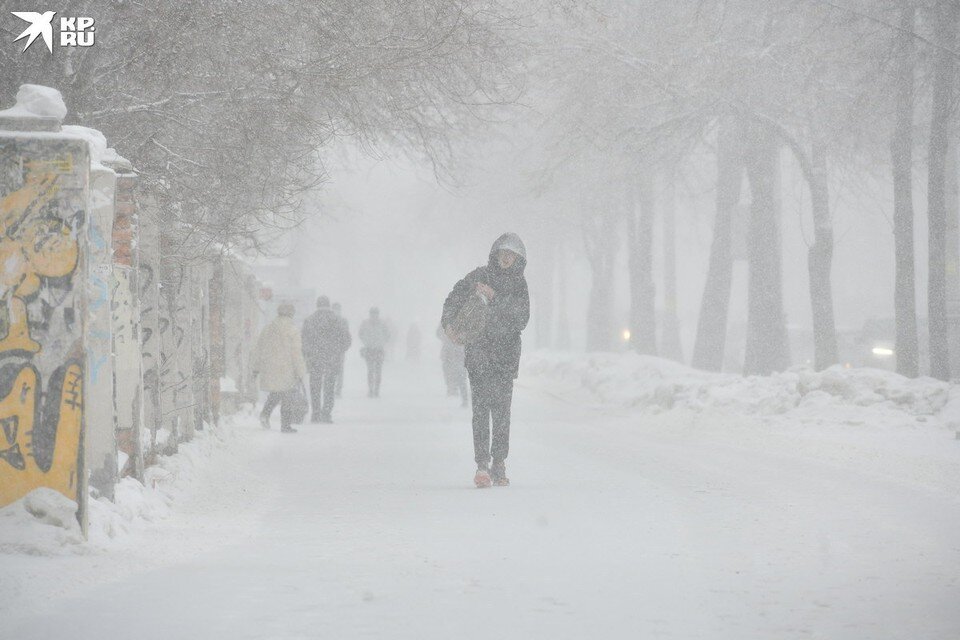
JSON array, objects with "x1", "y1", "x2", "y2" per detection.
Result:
[
  {"x1": 441, "y1": 233, "x2": 529, "y2": 488},
  {"x1": 302, "y1": 295, "x2": 351, "y2": 423},
  {"x1": 332, "y1": 302, "x2": 349, "y2": 398}
]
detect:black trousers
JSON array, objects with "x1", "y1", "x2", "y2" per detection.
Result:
[
  {"x1": 365, "y1": 348, "x2": 385, "y2": 396},
  {"x1": 261, "y1": 389, "x2": 294, "y2": 429},
  {"x1": 468, "y1": 370, "x2": 513, "y2": 467},
  {"x1": 309, "y1": 361, "x2": 338, "y2": 420},
  {"x1": 335, "y1": 354, "x2": 345, "y2": 397}
]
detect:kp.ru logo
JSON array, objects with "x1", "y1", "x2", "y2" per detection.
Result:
[{"x1": 11, "y1": 11, "x2": 95, "y2": 53}]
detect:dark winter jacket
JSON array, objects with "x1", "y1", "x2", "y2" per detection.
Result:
[
  {"x1": 302, "y1": 307, "x2": 351, "y2": 367},
  {"x1": 441, "y1": 233, "x2": 530, "y2": 379},
  {"x1": 359, "y1": 318, "x2": 390, "y2": 350}
]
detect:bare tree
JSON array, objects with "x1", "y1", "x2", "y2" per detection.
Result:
[
  {"x1": 1, "y1": 0, "x2": 525, "y2": 260},
  {"x1": 661, "y1": 175, "x2": 684, "y2": 361},
  {"x1": 891, "y1": 3, "x2": 920, "y2": 378},
  {"x1": 627, "y1": 170, "x2": 658, "y2": 355},
  {"x1": 583, "y1": 195, "x2": 620, "y2": 351},
  {"x1": 692, "y1": 117, "x2": 743, "y2": 371},
  {"x1": 926, "y1": 0, "x2": 958, "y2": 381},
  {"x1": 743, "y1": 119, "x2": 790, "y2": 375}
]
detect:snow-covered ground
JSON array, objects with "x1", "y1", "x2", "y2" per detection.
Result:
[{"x1": 2, "y1": 352, "x2": 959, "y2": 639}]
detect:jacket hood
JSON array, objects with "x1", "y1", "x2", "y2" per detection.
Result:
[{"x1": 488, "y1": 232, "x2": 527, "y2": 275}]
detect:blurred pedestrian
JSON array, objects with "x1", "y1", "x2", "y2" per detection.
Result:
[
  {"x1": 252, "y1": 303, "x2": 307, "y2": 433},
  {"x1": 332, "y1": 302, "x2": 349, "y2": 397},
  {"x1": 359, "y1": 307, "x2": 390, "y2": 397},
  {"x1": 438, "y1": 323, "x2": 468, "y2": 407},
  {"x1": 442, "y1": 233, "x2": 529, "y2": 487},
  {"x1": 302, "y1": 296, "x2": 351, "y2": 423}
]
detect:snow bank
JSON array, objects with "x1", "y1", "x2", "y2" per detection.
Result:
[
  {"x1": 0, "y1": 415, "x2": 250, "y2": 556},
  {"x1": 523, "y1": 351, "x2": 953, "y2": 427}
]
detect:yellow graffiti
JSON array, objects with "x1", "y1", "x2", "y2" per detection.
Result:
[
  {"x1": 24, "y1": 154, "x2": 75, "y2": 175},
  {"x1": 0, "y1": 170, "x2": 80, "y2": 353},
  {"x1": 0, "y1": 363, "x2": 83, "y2": 505}
]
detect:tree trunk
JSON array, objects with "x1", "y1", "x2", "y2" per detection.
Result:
[
  {"x1": 628, "y1": 173, "x2": 657, "y2": 355},
  {"x1": 535, "y1": 239, "x2": 555, "y2": 349},
  {"x1": 692, "y1": 117, "x2": 743, "y2": 371},
  {"x1": 807, "y1": 139, "x2": 838, "y2": 370},
  {"x1": 583, "y1": 200, "x2": 618, "y2": 351},
  {"x1": 946, "y1": 137, "x2": 960, "y2": 375},
  {"x1": 927, "y1": 0, "x2": 958, "y2": 381},
  {"x1": 743, "y1": 120, "x2": 790, "y2": 375},
  {"x1": 556, "y1": 241, "x2": 572, "y2": 350},
  {"x1": 661, "y1": 176, "x2": 683, "y2": 361},
  {"x1": 892, "y1": 3, "x2": 919, "y2": 378}
]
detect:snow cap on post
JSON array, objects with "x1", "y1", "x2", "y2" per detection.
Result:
[
  {"x1": 61, "y1": 125, "x2": 127, "y2": 173},
  {"x1": 0, "y1": 84, "x2": 67, "y2": 132}
]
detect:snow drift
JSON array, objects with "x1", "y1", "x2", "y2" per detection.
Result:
[
  {"x1": 522, "y1": 351, "x2": 956, "y2": 428},
  {"x1": 0, "y1": 413, "x2": 250, "y2": 556}
]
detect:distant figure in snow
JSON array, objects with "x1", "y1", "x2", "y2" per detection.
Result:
[
  {"x1": 332, "y1": 302, "x2": 349, "y2": 397},
  {"x1": 406, "y1": 323, "x2": 422, "y2": 362},
  {"x1": 252, "y1": 303, "x2": 307, "y2": 433},
  {"x1": 302, "y1": 296, "x2": 351, "y2": 423},
  {"x1": 359, "y1": 307, "x2": 390, "y2": 397},
  {"x1": 442, "y1": 233, "x2": 529, "y2": 488},
  {"x1": 437, "y1": 323, "x2": 468, "y2": 407}
]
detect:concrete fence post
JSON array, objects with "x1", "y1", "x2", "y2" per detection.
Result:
[
  {"x1": 110, "y1": 161, "x2": 144, "y2": 482},
  {"x1": 0, "y1": 86, "x2": 89, "y2": 534}
]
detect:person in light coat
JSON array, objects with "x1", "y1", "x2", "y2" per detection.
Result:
[{"x1": 252, "y1": 303, "x2": 307, "y2": 433}]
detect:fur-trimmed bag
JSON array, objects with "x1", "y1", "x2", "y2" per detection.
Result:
[{"x1": 445, "y1": 292, "x2": 489, "y2": 345}]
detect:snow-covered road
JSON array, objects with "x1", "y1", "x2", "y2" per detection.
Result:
[{"x1": 4, "y1": 358, "x2": 960, "y2": 639}]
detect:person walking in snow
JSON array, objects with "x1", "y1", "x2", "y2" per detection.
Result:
[
  {"x1": 441, "y1": 233, "x2": 529, "y2": 487},
  {"x1": 437, "y1": 323, "x2": 469, "y2": 407},
  {"x1": 252, "y1": 303, "x2": 307, "y2": 433},
  {"x1": 302, "y1": 296, "x2": 351, "y2": 423},
  {"x1": 332, "y1": 302, "x2": 349, "y2": 397},
  {"x1": 359, "y1": 307, "x2": 390, "y2": 397}
]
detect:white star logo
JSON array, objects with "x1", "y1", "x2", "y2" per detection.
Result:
[{"x1": 11, "y1": 11, "x2": 56, "y2": 53}]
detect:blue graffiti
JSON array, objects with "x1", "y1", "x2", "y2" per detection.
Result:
[
  {"x1": 90, "y1": 276, "x2": 109, "y2": 311},
  {"x1": 89, "y1": 223, "x2": 106, "y2": 251},
  {"x1": 90, "y1": 353, "x2": 107, "y2": 383}
]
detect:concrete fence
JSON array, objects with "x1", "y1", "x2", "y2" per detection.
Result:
[{"x1": 0, "y1": 85, "x2": 262, "y2": 535}]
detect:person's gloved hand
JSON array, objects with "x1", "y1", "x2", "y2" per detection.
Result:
[{"x1": 475, "y1": 283, "x2": 495, "y2": 302}]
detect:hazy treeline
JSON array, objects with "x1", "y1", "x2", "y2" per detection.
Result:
[
  {"x1": 1, "y1": 0, "x2": 525, "y2": 259},
  {"x1": 473, "y1": 0, "x2": 959, "y2": 380},
  {"x1": 5, "y1": 1, "x2": 957, "y2": 379}
]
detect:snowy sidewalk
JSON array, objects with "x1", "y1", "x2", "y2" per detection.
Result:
[{"x1": 3, "y1": 356, "x2": 960, "y2": 639}]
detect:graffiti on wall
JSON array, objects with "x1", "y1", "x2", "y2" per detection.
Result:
[
  {"x1": 137, "y1": 206, "x2": 162, "y2": 462},
  {"x1": 0, "y1": 137, "x2": 87, "y2": 507}
]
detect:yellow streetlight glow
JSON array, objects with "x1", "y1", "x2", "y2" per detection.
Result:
[{"x1": 622, "y1": 329, "x2": 631, "y2": 342}]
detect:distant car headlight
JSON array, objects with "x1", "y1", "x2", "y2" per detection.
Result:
[{"x1": 871, "y1": 346, "x2": 894, "y2": 357}]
